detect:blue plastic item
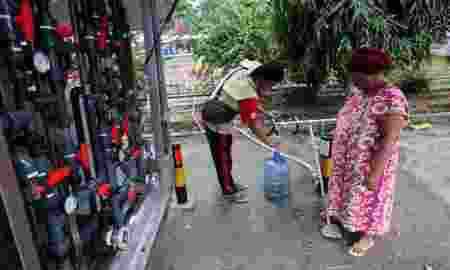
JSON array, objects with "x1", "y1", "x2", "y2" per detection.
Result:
[
  {"x1": 264, "y1": 151, "x2": 289, "y2": 201},
  {"x1": 47, "y1": 195, "x2": 67, "y2": 258}
]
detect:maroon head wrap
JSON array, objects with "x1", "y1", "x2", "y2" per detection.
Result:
[
  {"x1": 351, "y1": 48, "x2": 393, "y2": 75},
  {"x1": 350, "y1": 48, "x2": 393, "y2": 95}
]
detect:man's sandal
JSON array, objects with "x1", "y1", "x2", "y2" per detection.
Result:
[{"x1": 348, "y1": 237, "x2": 375, "y2": 257}]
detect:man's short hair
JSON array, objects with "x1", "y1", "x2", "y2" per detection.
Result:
[{"x1": 250, "y1": 63, "x2": 284, "y2": 83}]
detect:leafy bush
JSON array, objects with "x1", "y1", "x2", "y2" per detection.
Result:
[{"x1": 191, "y1": 0, "x2": 276, "y2": 68}]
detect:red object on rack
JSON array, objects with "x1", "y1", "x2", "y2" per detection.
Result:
[
  {"x1": 98, "y1": 183, "x2": 112, "y2": 197},
  {"x1": 77, "y1": 144, "x2": 91, "y2": 171},
  {"x1": 113, "y1": 41, "x2": 124, "y2": 48},
  {"x1": 33, "y1": 185, "x2": 46, "y2": 199},
  {"x1": 122, "y1": 113, "x2": 129, "y2": 137},
  {"x1": 55, "y1": 23, "x2": 73, "y2": 39},
  {"x1": 47, "y1": 167, "x2": 72, "y2": 188},
  {"x1": 15, "y1": 0, "x2": 34, "y2": 43},
  {"x1": 97, "y1": 16, "x2": 108, "y2": 50},
  {"x1": 36, "y1": 185, "x2": 45, "y2": 194},
  {"x1": 131, "y1": 146, "x2": 142, "y2": 159},
  {"x1": 112, "y1": 124, "x2": 120, "y2": 145},
  {"x1": 127, "y1": 189, "x2": 137, "y2": 203}
]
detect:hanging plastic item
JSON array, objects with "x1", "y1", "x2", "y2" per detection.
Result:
[
  {"x1": 77, "y1": 143, "x2": 91, "y2": 172},
  {"x1": 14, "y1": 151, "x2": 38, "y2": 180},
  {"x1": 15, "y1": 0, "x2": 34, "y2": 43},
  {"x1": 47, "y1": 167, "x2": 71, "y2": 188},
  {"x1": 96, "y1": 16, "x2": 108, "y2": 50},
  {"x1": 33, "y1": 50, "x2": 51, "y2": 74},
  {"x1": 111, "y1": 124, "x2": 120, "y2": 145},
  {"x1": 121, "y1": 112, "x2": 129, "y2": 137},
  {"x1": 64, "y1": 187, "x2": 78, "y2": 215}
]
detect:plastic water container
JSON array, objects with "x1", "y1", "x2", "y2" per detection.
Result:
[{"x1": 264, "y1": 151, "x2": 289, "y2": 200}]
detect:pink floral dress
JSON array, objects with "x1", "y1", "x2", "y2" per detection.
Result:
[{"x1": 326, "y1": 87, "x2": 409, "y2": 236}]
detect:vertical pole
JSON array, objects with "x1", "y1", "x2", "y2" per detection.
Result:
[
  {"x1": 141, "y1": 0, "x2": 164, "y2": 162},
  {"x1": 0, "y1": 131, "x2": 42, "y2": 270},
  {"x1": 141, "y1": 0, "x2": 174, "y2": 196},
  {"x1": 151, "y1": 1, "x2": 171, "y2": 155},
  {"x1": 151, "y1": 0, "x2": 172, "y2": 158},
  {"x1": 155, "y1": 43, "x2": 171, "y2": 156}
]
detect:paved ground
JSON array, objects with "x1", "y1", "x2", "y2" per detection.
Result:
[{"x1": 148, "y1": 121, "x2": 450, "y2": 270}]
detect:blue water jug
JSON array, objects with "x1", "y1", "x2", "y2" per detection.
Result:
[{"x1": 264, "y1": 151, "x2": 289, "y2": 200}]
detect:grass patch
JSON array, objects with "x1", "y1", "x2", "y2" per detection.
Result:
[{"x1": 409, "y1": 117, "x2": 431, "y2": 125}]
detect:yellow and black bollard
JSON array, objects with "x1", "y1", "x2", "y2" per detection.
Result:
[
  {"x1": 317, "y1": 133, "x2": 333, "y2": 195},
  {"x1": 172, "y1": 144, "x2": 188, "y2": 204}
]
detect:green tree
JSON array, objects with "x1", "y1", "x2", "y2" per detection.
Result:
[
  {"x1": 174, "y1": 0, "x2": 196, "y2": 30},
  {"x1": 190, "y1": 0, "x2": 275, "y2": 68},
  {"x1": 288, "y1": 0, "x2": 449, "y2": 104}
]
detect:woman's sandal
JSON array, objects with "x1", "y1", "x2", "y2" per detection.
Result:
[{"x1": 348, "y1": 237, "x2": 375, "y2": 257}]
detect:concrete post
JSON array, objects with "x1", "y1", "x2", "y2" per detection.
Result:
[
  {"x1": 141, "y1": 0, "x2": 163, "y2": 161},
  {"x1": 141, "y1": 0, "x2": 174, "y2": 195}
]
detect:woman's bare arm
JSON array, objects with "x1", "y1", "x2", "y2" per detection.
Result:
[{"x1": 367, "y1": 114, "x2": 407, "y2": 190}]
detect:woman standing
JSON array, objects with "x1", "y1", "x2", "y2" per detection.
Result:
[{"x1": 325, "y1": 48, "x2": 409, "y2": 256}]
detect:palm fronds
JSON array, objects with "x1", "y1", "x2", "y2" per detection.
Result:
[{"x1": 287, "y1": 0, "x2": 449, "y2": 88}]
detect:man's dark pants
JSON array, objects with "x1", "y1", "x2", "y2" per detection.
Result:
[{"x1": 204, "y1": 126, "x2": 237, "y2": 195}]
